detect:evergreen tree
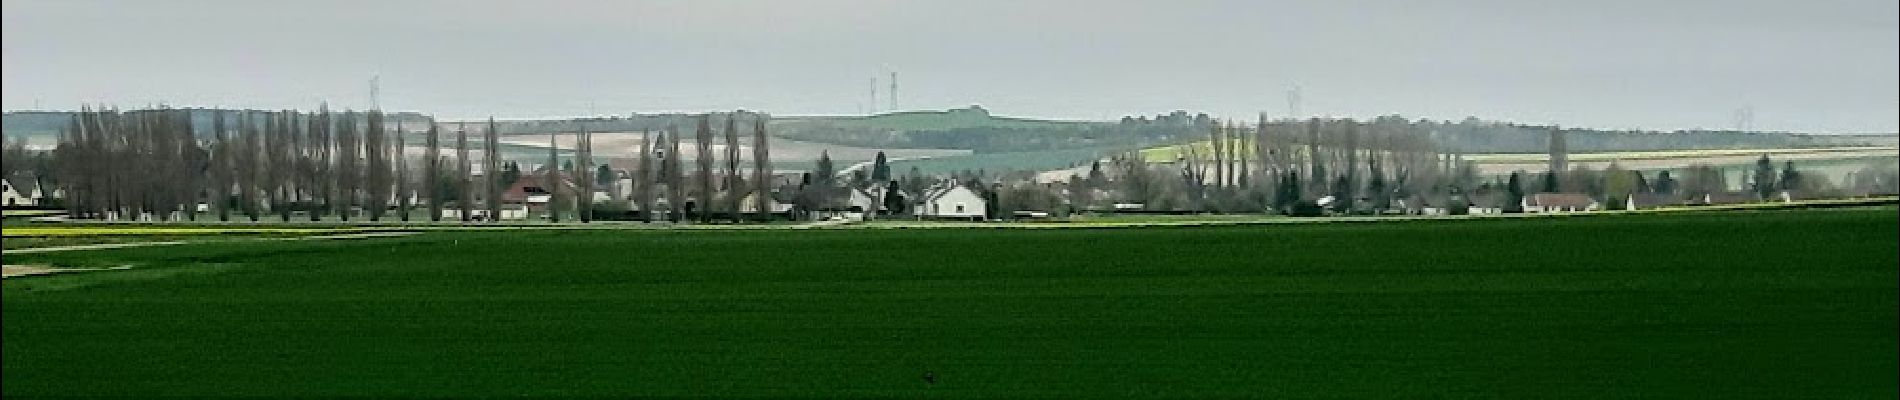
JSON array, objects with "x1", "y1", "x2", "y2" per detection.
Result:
[
  {"x1": 1779, "y1": 161, "x2": 1800, "y2": 193},
  {"x1": 1506, "y1": 171, "x2": 1525, "y2": 212},
  {"x1": 1753, "y1": 155, "x2": 1778, "y2": 199},
  {"x1": 500, "y1": 161, "x2": 521, "y2": 190},
  {"x1": 871, "y1": 151, "x2": 891, "y2": 183},
  {"x1": 882, "y1": 180, "x2": 906, "y2": 214},
  {"x1": 1653, "y1": 170, "x2": 1678, "y2": 195},
  {"x1": 1086, "y1": 160, "x2": 1107, "y2": 189}
]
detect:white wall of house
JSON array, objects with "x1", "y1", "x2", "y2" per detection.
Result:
[
  {"x1": 739, "y1": 193, "x2": 793, "y2": 213},
  {"x1": 919, "y1": 186, "x2": 986, "y2": 219},
  {"x1": 1, "y1": 184, "x2": 35, "y2": 207},
  {"x1": 1521, "y1": 199, "x2": 1599, "y2": 213},
  {"x1": 440, "y1": 206, "x2": 529, "y2": 221},
  {"x1": 847, "y1": 188, "x2": 878, "y2": 212}
]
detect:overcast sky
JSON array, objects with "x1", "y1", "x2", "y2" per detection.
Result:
[{"x1": 4, "y1": 0, "x2": 1895, "y2": 132}]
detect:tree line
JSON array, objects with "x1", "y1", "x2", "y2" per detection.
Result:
[
  {"x1": 44, "y1": 107, "x2": 792, "y2": 224},
  {"x1": 50, "y1": 106, "x2": 512, "y2": 222}
]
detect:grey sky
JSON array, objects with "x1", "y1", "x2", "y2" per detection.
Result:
[{"x1": 4, "y1": 0, "x2": 1895, "y2": 132}]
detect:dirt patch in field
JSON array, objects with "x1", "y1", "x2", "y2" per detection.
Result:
[
  {"x1": 3, "y1": 265, "x2": 57, "y2": 278},
  {"x1": 2, "y1": 264, "x2": 131, "y2": 279}
]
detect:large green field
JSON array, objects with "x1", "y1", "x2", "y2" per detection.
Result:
[{"x1": 4, "y1": 208, "x2": 1896, "y2": 398}]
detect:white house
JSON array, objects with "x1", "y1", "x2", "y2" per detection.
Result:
[
  {"x1": 2, "y1": 176, "x2": 42, "y2": 207},
  {"x1": 914, "y1": 181, "x2": 987, "y2": 221},
  {"x1": 1523, "y1": 193, "x2": 1599, "y2": 213},
  {"x1": 439, "y1": 207, "x2": 529, "y2": 221},
  {"x1": 847, "y1": 187, "x2": 877, "y2": 212},
  {"x1": 738, "y1": 192, "x2": 793, "y2": 214}
]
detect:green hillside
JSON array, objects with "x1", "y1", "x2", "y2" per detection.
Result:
[{"x1": 778, "y1": 106, "x2": 1093, "y2": 131}]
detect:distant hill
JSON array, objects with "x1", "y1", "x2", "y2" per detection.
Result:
[
  {"x1": 777, "y1": 105, "x2": 1094, "y2": 131},
  {"x1": 2, "y1": 109, "x2": 435, "y2": 145},
  {"x1": 772, "y1": 106, "x2": 1186, "y2": 154},
  {"x1": 1138, "y1": 116, "x2": 1900, "y2": 162}
]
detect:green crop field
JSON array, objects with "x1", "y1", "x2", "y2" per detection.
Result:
[{"x1": 4, "y1": 208, "x2": 1896, "y2": 398}]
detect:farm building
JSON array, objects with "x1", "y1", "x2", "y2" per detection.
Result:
[
  {"x1": 1465, "y1": 193, "x2": 1506, "y2": 215},
  {"x1": 499, "y1": 173, "x2": 579, "y2": 220},
  {"x1": 1523, "y1": 193, "x2": 1599, "y2": 213},
  {"x1": 914, "y1": 181, "x2": 988, "y2": 221}
]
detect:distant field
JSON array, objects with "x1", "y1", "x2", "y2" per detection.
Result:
[
  {"x1": 1141, "y1": 142, "x2": 1895, "y2": 165},
  {"x1": 1468, "y1": 146, "x2": 1898, "y2": 179},
  {"x1": 888, "y1": 146, "x2": 1122, "y2": 175},
  {"x1": 778, "y1": 109, "x2": 1092, "y2": 132},
  {"x1": 1463, "y1": 146, "x2": 1897, "y2": 163},
  {"x1": 1137, "y1": 144, "x2": 1897, "y2": 184},
  {"x1": 4, "y1": 207, "x2": 1894, "y2": 397},
  {"x1": 495, "y1": 132, "x2": 970, "y2": 171},
  {"x1": 1137, "y1": 138, "x2": 1252, "y2": 163}
]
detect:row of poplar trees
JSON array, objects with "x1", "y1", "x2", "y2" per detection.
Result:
[
  {"x1": 53, "y1": 106, "x2": 512, "y2": 222},
  {"x1": 624, "y1": 113, "x2": 774, "y2": 223},
  {"x1": 1141, "y1": 114, "x2": 1471, "y2": 213}
]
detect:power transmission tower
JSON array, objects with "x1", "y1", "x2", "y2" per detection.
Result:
[
  {"x1": 889, "y1": 72, "x2": 898, "y2": 112},
  {"x1": 370, "y1": 75, "x2": 381, "y2": 110},
  {"x1": 1286, "y1": 86, "x2": 1302, "y2": 118}
]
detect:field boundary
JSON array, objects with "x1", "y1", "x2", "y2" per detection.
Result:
[{"x1": 5, "y1": 197, "x2": 1892, "y2": 235}]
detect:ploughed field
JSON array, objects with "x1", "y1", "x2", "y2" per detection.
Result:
[{"x1": 4, "y1": 208, "x2": 1896, "y2": 398}]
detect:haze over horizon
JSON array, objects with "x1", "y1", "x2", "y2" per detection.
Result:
[{"x1": 4, "y1": 0, "x2": 1896, "y2": 133}]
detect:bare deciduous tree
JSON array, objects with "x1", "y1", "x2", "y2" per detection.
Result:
[
  {"x1": 485, "y1": 117, "x2": 502, "y2": 222},
  {"x1": 545, "y1": 131, "x2": 562, "y2": 222},
  {"x1": 637, "y1": 128, "x2": 655, "y2": 222},
  {"x1": 577, "y1": 122, "x2": 594, "y2": 223},
  {"x1": 667, "y1": 125, "x2": 684, "y2": 223},
  {"x1": 694, "y1": 115, "x2": 715, "y2": 223},
  {"x1": 424, "y1": 122, "x2": 442, "y2": 221},
  {"x1": 751, "y1": 117, "x2": 771, "y2": 222},
  {"x1": 722, "y1": 113, "x2": 742, "y2": 222},
  {"x1": 395, "y1": 121, "x2": 411, "y2": 222},
  {"x1": 456, "y1": 123, "x2": 471, "y2": 222}
]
